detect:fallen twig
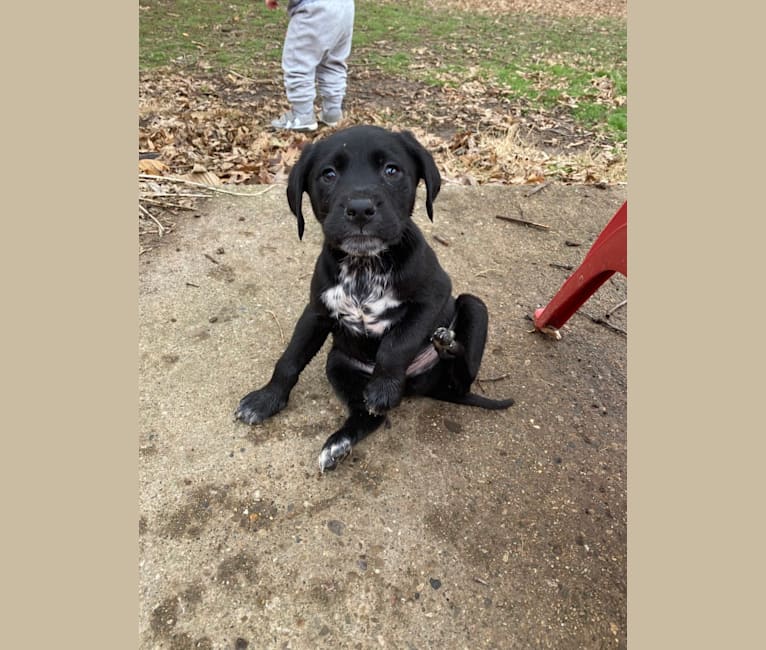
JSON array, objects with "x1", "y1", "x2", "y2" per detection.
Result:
[
  {"x1": 524, "y1": 180, "x2": 552, "y2": 197},
  {"x1": 605, "y1": 299, "x2": 628, "y2": 318},
  {"x1": 227, "y1": 69, "x2": 261, "y2": 83},
  {"x1": 203, "y1": 253, "x2": 220, "y2": 265},
  {"x1": 140, "y1": 192, "x2": 211, "y2": 198},
  {"x1": 433, "y1": 234, "x2": 450, "y2": 247},
  {"x1": 185, "y1": 281, "x2": 200, "y2": 288},
  {"x1": 475, "y1": 267, "x2": 503, "y2": 278},
  {"x1": 495, "y1": 214, "x2": 550, "y2": 231},
  {"x1": 138, "y1": 174, "x2": 277, "y2": 197},
  {"x1": 478, "y1": 373, "x2": 511, "y2": 383},
  {"x1": 266, "y1": 310, "x2": 285, "y2": 345},
  {"x1": 139, "y1": 197, "x2": 197, "y2": 211},
  {"x1": 139, "y1": 204, "x2": 165, "y2": 237},
  {"x1": 549, "y1": 262, "x2": 574, "y2": 271},
  {"x1": 578, "y1": 310, "x2": 627, "y2": 335},
  {"x1": 475, "y1": 372, "x2": 511, "y2": 392}
]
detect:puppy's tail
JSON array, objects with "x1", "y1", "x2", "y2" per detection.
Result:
[{"x1": 449, "y1": 393, "x2": 514, "y2": 410}]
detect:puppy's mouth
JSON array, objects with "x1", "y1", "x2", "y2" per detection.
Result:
[{"x1": 338, "y1": 235, "x2": 388, "y2": 256}]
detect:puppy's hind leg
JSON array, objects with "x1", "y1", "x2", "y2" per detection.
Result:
[
  {"x1": 432, "y1": 294, "x2": 488, "y2": 389},
  {"x1": 319, "y1": 349, "x2": 387, "y2": 473},
  {"x1": 429, "y1": 294, "x2": 514, "y2": 409}
]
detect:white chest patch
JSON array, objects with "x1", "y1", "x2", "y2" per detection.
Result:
[{"x1": 321, "y1": 258, "x2": 401, "y2": 336}]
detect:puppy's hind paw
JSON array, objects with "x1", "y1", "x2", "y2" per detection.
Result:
[
  {"x1": 318, "y1": 435, "x2": 352, "y2": 474},
  {"x1": 431, "y1": 327, "x2": 459, "y2": 358}
]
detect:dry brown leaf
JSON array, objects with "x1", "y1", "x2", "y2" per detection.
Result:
[
  {"x1": 138, "y1": 159, "x2": 169, "y2": 175},
  {"x1": 139, "y1": 62, "x2": 625, "y2": 189},
  {"x1": 179, "y1": 170, "x2": 223, "y2": 186}
]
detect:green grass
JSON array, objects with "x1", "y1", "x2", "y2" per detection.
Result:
[
  {"x1": 140, "y1": 0, "x2": 626, "y2": 142},
  {"x1": 139, "y1": 0, "x2": 285, "y2": 69}
]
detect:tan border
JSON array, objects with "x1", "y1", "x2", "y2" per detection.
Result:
[
  {"x1": 52, "y1": 1, "x2": 762, "y2": 647},
  {"x1": 629, "y1": 3, "x2": 762, "y2": 647},
  {"x1": 4, "y1": 5, "x2": 137, "y2": 647}
]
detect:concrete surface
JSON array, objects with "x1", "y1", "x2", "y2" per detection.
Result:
[{"x1": 139, "y1": 183, "x2": 627, "y2": 649}]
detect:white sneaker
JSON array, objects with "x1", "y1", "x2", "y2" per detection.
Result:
[
  {"x1": 270, "y1": 111, "x2": 318, "y2": 132},
  {"x1": 318, "y1": 108, "x2": 343, "y2": 127}
]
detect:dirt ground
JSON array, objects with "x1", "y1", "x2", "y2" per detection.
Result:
[
  {"x1": 139, "y1": 181, "x2": 627, "y2": 649},
  {"x1": 140, "y1": 3, "x2": 627, "y2": 646}
]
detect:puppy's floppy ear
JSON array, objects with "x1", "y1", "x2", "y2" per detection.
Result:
[
  {"x1": 397, "y1": 130, "x2": 442, "y2": 221},
  {"x1": 286, "y1": 142, "x2": 315, "y2": 240}
]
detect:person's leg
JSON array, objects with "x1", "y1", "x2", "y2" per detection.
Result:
[
  {"x1": 315, "y1": 0, "x2": 355, "y2": 125},
  {"x1": 273, "y1": 4, "x2": 326, "y2": 130}
]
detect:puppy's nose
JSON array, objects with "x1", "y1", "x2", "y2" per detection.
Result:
[{"x1": 345, "y1": 198, "x2": 377, "y2": 225}]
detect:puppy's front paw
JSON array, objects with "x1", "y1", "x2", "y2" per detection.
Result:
[
  {"x1": 235, "y1": 386, "x2": 287, "y2": 425},
  {"x1": 363, "y1": 376, "x2": 402, "y2": 416},
  {"x1": 318, "y1": 433, "x2": 352, "y2": 473}
]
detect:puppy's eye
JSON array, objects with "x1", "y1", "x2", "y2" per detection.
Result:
[
  {"x1": 321, "y1": 168, "x2": 337, "y2": 182},
  {"x1": 384, "y1": 164, "x2": 401, "y2": 178}
]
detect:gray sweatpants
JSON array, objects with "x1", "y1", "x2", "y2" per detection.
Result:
[{"x1": 282, "y1": 0, "x2": 355, "y2": 115}]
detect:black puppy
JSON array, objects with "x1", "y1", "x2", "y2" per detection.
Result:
[{"x1": 235, "y1": 125, "x2": 512, "y2": 472}]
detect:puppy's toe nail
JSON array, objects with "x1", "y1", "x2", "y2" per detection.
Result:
[{"x1": 318, "y1": 452, "x2": 337, "y2": 474}]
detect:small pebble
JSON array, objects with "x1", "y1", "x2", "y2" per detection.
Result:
[
  {"x1": 327, "y1": 520, "x2": 345, "y2": 536},
  {"x1": 443, "y1": 419, "x2": 462, "y2": 434},
  {"x1": 209, "y1": 316, "x2": 218, "y2": 323},
  {"x1": 429, "y1": 578, "x2": 442, "y2": 590}
]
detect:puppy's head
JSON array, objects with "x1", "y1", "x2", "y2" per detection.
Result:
[{"x1": 287, "y1": 126, "x2": 441, "y2": 255}]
